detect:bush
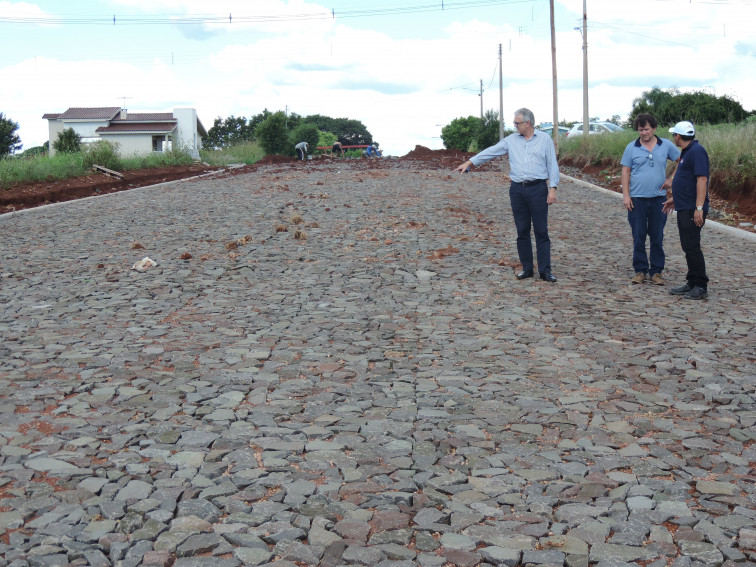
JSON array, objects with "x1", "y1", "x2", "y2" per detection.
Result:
[
  {"x1": 256, "y1": 111, "x2": 290, "y2": 155},
  {"x1": 289, "y1": 123, "x2": 320, "y2": 157},
  {"x1": 441, "y1": 116, "x2": 481, "y2": 151},
  {"x1": 53, "y1": 128, "x2": 82, "y2": 154},
  {"x1": 82, "y1": 141, "x2": 122, "y2": 170},
  {"x1": 476, "y1": 110, "x2": 504, "y2": 150}
]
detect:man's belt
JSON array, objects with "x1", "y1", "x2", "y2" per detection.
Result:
[{"x1": 516, "y1": 179, "x2": 548, "y2": 187}]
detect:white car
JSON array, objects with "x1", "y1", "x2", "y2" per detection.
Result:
[{"x1": 566, "y1": 122, "x2": 624, "y2": 137}]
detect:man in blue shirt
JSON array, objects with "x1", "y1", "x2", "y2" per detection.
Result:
[
  {"x1": 455, "y1": 108, "x2": 560, "y2": 282},
  {"x1": 620, "y1": 113, "x2": 680, "y2": 286},
  {"x1": 662, "y1": 121, "x2": 710, "y2": 300},
  {"x1": 364, "y1": 143, "x2": 382, "y2": 158}
]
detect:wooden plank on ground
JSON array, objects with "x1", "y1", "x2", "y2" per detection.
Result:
[{"x1": 92, "y1": 164, "x2": 124, "y2": 179}]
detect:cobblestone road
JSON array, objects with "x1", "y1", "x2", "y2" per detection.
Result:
[{"x1": 1, "y1": 159, "x2": 755, "y2": 567}]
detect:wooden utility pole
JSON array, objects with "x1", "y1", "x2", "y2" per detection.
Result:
[
  {"x1": 550, "y1": 0, "x2": 559, "y2": 155},
  {"x1": 479, "y1": 79, "x2": 484, "y2": 120},
  {"x1": 582, "y1": 0, "x2": 589, "y2": 138},
  {"x1": 498, "y1": 43, "x2": 504, "y2": 140}
]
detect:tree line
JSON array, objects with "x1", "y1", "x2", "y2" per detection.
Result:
[
  {"x1": 441, "y1": 87, "x2": 755, "y2": 151},
  {"x1": 206, "y1": 110, "x2": 374, "y2": 157}
]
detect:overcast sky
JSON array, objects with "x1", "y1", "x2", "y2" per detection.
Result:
[{"x1": 2, "y1": 0, "x2": 755, "y2": 156}]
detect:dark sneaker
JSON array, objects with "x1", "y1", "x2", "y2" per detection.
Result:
[
  {"x1": 669, "y1": 283, "x2": 693, "y2": 296},
  {"x1": 685, "y1": 286, "x2": 708, "y2": 300}
]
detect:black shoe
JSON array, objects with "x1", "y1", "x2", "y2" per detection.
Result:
[
  {"x1": 685, "y1": 286, "x2": 708, "y2": 300},
  {"x1": 516, "y1": 269, "x2": 534, "y2": 280},
  {"x1": 670, "y1": 283, "x2": 693, "y2": 296},
  {"x1": 540, "y1": 272, "x2": 557, "y2": 283}
]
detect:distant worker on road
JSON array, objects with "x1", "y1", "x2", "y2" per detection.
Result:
[
  {"x1": 363, "y1": 143, "x2": 382, "y2": 158},
  {"x1": 620, "y1": 113, "x2": 680, "y2": 286},
  {"x1": 295, "y1": 141, "x2": 308, "y2": 161},
  {"x1": 332, "y1": 141, "x2": 344, "y2": 157}
]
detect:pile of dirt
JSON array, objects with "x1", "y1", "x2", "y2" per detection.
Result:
[{"x1": 254, "y1": 154, "x2": 299, "y2": 166}]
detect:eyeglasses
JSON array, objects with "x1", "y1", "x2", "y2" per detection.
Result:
[
  {"x1": 513, "y1": 121, "x2": 526, "y2": 127},
  {"x1": 647, "y1": 152, "x2": 654, "y2": 167}
]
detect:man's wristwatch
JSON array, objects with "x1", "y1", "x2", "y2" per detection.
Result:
[{"x1": 696, "y1": 206, "x2": 703, "y2": 211}]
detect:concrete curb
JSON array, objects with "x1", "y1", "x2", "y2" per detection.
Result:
[{"x1": 563, "y1": 173, "x2": 756, "y2": 243}]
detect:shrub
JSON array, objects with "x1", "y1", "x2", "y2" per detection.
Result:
[
  {"x1": 256, "y1": 111, "x2": 290, "y2": 155},
  {"x1": 53, "y1": 128, "x2": 82, "y2": 154},
  {"x1": 83, "y1": 141, "x2": 122, "y2": 170},
  {"x1": 289, "y1": 123, "x2": 320, "y2": 157}
]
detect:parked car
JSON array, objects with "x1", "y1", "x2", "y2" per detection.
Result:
[
  {"x1": 566, "y1": 122, "x2": 624, "y2": 137},
  {"x1": 539, "y1": 125, "x2": 570, "y2": 137}
]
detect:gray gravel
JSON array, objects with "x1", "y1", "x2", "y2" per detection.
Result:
[{"x1": 1, "y1": 159, "x2": 755, "y2": 567}]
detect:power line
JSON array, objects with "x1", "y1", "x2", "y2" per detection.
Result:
[{"x1": 0, "y1": 0, "x2": 535, "y2": 26}]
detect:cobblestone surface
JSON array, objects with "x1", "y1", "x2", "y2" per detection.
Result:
[{"x1": 1, "y1": 158, "x2": 755, "y2": 567}]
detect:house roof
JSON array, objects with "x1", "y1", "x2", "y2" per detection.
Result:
[
  {"x1": 115, "y1": 113, "x2": 175, "y2": 122},
  {"x1": 96, "y1": 123, "x2": 177, "y2": 134},
  {"x1": 43, "y1": 107, "x2": 121, "y2": 120}
]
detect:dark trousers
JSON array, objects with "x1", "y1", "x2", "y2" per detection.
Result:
[
  {"x1": 676, "y1": 209, "x2": 708, "y2": 289},
  {"x1": 509, "y1": 181, "x2": 550, "y2": 273},
  {"x1": 628, "y1": 196, "x2": 667, "y2": 275},
  {"x1": 296, "y1": 148, "x2": 305, "y2": 160}
]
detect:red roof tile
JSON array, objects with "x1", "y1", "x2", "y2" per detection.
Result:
[
  {"x1": 119, "y1": 113, "x2": 175, "y2": 121},
  {"x1": 57, "y1": 107, "x2": 121, "y2": 120}
]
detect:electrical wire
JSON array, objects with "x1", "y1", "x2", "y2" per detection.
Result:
[{"x1": 0, "y1": 0, "x2": 535, "y2": 26}]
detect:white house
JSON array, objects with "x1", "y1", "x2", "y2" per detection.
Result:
[{"x1": 42, "y1": 107, "x2": 206, "y2": 158}]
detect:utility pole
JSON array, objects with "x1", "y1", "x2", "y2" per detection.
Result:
[
  {"x1": 479, "y1": 79, "x2": 484, "y2": 120},
  {"x1": 498, "y1": 43, "x2": 504, "y2": 140},
  {"x1": 550, "y1": 0, "x2": 559, "y2": 155},
  {"x1": 582, "y1": 0, "x2": 589, "y2": 138}
]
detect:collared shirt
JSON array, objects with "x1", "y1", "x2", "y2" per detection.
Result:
[
  {"x1": 469, "y1": 129, "x2": 559, "y2": 187},
  {"x1": 671, "y1": 139, "x2": 710, "y2": 211},
  {"x1": 620, "y1": 135, "x2": 680, "y2": 198}
]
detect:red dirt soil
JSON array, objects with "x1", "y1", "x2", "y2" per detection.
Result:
[{"x1": 2, "y1": 148, "x2": 754, "y2": 231}]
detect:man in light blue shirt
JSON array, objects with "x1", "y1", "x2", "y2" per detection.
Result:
[
  {"x1": 295, "y1": 141, "x2": 308, "y2": 160},
  {"x1": 620, "y1": 113, "x2": 680, "y2": 285},
  {"x1": 456, "y1": 108, "x2": 560, "y2": 282}
]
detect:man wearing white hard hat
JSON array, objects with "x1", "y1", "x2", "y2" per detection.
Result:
[{"x1": 662, "y1": 121, "x2": 710, "y2": 300}]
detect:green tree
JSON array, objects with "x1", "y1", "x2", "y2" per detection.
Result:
[
  {"x1": 441, "y1": 116, "x2": 482, "y2": 151},
  {"x1": 317, "y1": 131, "x2": 338, "y2": 150},
  {"x1": 475, "y1": 110, "x2": 505, "y2": 150},
  {"x1": 630, "y1": 86, "x2": 753, "y2": 126},
  {"x1": 53, "y1": 128, "x2": 82, "y2": 154},
  {"x1": 255, "y1": 111, "x2": 290, "y2": 155},
  {"x1": 289, "y1": 123, "x2": 320, "y2": 157},
  {"x1": 22, "y1": 143, "x2": 48, "y2": 157},
  {"x1": 0, "y1": 113, "x2": 22, "y2": 156},
  {"x1": 301, "y1": 114, "x2": 373, "y2": 146},
  {"x1": 205, "y1": 115, "x2": 257, "y2": 148}
]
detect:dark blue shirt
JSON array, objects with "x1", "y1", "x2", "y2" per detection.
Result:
[{"x1": 671, "y1": 140, "x2": 709, "y2": 211}]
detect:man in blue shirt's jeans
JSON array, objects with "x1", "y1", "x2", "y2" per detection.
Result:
[
  {"x1": 455, "y1": 108, "x2": 560, "y2": 283},
  {"x1": 620, "y1": 113, "x2": 680, "y2": 286}
]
